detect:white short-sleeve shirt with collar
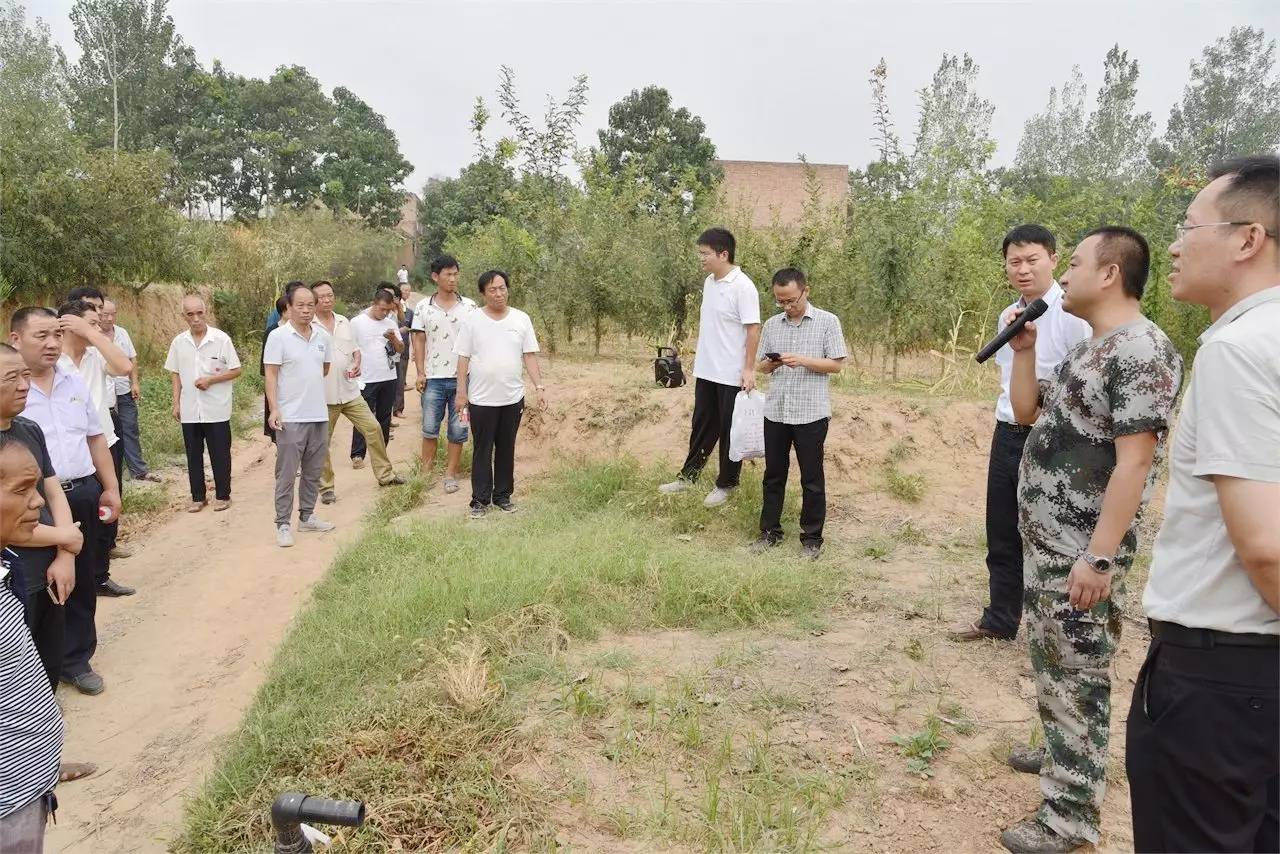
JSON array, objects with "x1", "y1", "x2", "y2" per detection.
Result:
[
  {"x1": 164, "y1": 326, "x2": 242, "y2": 423},
  {"x1": 315, "y1": 313, "x2": 361, "y2": 406},
  {"x1": 58, "y1": 350, "x2": 116, "y2": 447},
  {"x1": 993, "y1": 281, "x2": 1092, "y2": 424},
  {"x1": 263, "y1": 322, "x2": 332, "y2": 423},
  {"x1": 1143, "y1": 285, "x2": 1280, "y2": 635},
  {"x1": 21, "y1": 365, "x2": 104, "y2": 480},
  {"x1": 110, "y1": 326, "x2": 137, "y2": 397},
  {"x1": 693, "y1": 266, "x2": 761, "y2": 387}
]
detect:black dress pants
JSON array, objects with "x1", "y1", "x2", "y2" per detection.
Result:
[
  {"x1": 1127, "y1": 630, "x2": 1279, "y2": 853},
  {"x1": 62, "y1": 476, "x2": 103, "y2": 678},
  {"x1": 22, "y1": 579, "x2": 64, "y2": 692},
  {"x1": 979, "y1": 422, "x2": 1029, "y2": 639},
  {"x1": 352, "y1": 379, "x2": 395, "y2": 459},
  {"x1": 182, "y1": 421, "x2": 233, "y2": 502},
  {"x1": 469, "y1": 399, "x2": 523, "y2": 507},
  {"x1": 678, "y1": 378, "x2": 742, "y2": 490},
  {"x1": 760, "y1": 417, "x2": 828, "y2": 545}
]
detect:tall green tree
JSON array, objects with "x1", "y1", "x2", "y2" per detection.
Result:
[
  {"x1": 320, "y1": 87, "x2": 413, "y2": 228},
  {"x1": 1013, "y1": 66, "x2": 1088, "y2": 186},
  {"x1": 1080, "y1": 45, "x2": 1154, "y2": 185},
  {"x1": 1151, "y1": 26, "x2": 1280, "y2": 177},
  {"x1": 597, "y1": 85, "x2": 720, "y2": 204},
  {"x1": 68, "y1": 0, "x2": 177, "y2": 153},
  {"x1": 911, "y1": 53, "x2": 996, "y2": 215}
]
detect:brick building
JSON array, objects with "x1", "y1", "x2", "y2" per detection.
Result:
[{"x1": 715, "y1": 159, "x2": 849, "y2": 228}]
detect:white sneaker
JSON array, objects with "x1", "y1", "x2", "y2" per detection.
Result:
[
  {"x1": 703, "y1": 486, "x2": 735, "y2": 507},
  {"x1": 658, "y1": 479, "x2": 693, "y2": 495},
  {"x1": 276, "y1": 524, "x2": 294, "y2": 548},
  {"x1": 298, "y1": 515, "x2": 336, "y2": 533}
]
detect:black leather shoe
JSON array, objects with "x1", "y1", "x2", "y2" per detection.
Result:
[
  {"x1": 97, "y1": 579, "x2": 136, "y2": 597},
  {"x1": 62, "y1": 671, "x2": 105, "y2": 695}
]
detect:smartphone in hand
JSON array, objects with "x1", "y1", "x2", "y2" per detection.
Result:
[{"x1": 765, "y1": 352, "x2": 782, "y2": 362}]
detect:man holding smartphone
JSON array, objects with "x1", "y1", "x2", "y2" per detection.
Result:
[{"x1": 752, "y1": 268, "x2": 846, "y2": 560}]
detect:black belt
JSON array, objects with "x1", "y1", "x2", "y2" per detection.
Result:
[
  {"x1": 996, "y1": 421, "x2": 1033, "y2": 434},
  {"x1": 1150, "y1": 619, "x2": 1279, "y2": 649},
  {"x1": 59, "y1": 475, "x2": 96, "y2": 492}
]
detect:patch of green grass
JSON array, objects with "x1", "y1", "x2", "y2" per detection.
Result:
[
  {"x1": 178, "y1": 459, "x2": 843, "y2": 852},
  {"x1": 121, "y1": 481, "x2": 168, "y2": 515},
  {"x1": 904, "y1": 638, "x2": 925, "y2": 662},
  {"x1": 885, "y1": 468, "x2": 926, "y2": 503},
  {"x1": 893, "y1": 715, "x2": 950, "y2": 778}
]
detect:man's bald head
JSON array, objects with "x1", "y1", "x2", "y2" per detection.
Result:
[{"x1": 182, "y1": 294, "x2": 209, "y2": 335}]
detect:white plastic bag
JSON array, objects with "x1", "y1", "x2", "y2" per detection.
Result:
[{"x1": 728, "y1": 390, "x2": 766, "y2": 462}]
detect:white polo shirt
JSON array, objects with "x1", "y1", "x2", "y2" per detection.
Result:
[
  {"x1": 349, "y1": 310, "x2": 399, "y2": 384},
  {"x1": 1144, "y1": 286, "x2": 1280, "y2": 635},
  {"x1": 693, "y1": 266, "x2": 761, "y2": 387},
  {"x1": 59, "y1": 350, "x2": 116, "y2": 447},
  {"x1": 110, "y1": 326, "x2": 136, "y2": 397},
  {"x1": 316, "y1": 313, "x2": 361, "y2": 406},
  {"x1": 993, "y1": 282, "x2": 1092, "y2": 424},
  {"x1": 455, "y1": 307, "x2": 539, "y2": 407},
  {"x1": 397, "y1": 268, "x2": 410, "y2": 285},
  {"x1": 411, "y1": 294, "x2": 477, "y2": 379},
  {"x1": 263, "y1": 322, "x2": 332, "y2": 423}
]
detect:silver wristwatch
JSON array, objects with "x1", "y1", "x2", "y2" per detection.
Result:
[{"x1": 1082, "y1": 551, "x2": 1113, "y2": 574}]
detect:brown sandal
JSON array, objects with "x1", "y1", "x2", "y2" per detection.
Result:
[{"x1": 59, "y1": 761, "x2": 98, "y2": 783}]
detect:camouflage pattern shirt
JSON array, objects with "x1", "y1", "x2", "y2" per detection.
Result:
[{"x1": 1018, "y1": 317, "x2": 1183, "y2": 563}]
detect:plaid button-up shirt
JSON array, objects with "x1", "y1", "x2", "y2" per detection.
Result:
[{"x1": 756, "y1": 303, "x2": 847, "y2": 424}]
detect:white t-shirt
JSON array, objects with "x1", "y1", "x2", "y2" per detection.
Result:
[
  {"x1": 349, "y1": 310, "x2": 399, "y2": 384},
  {"x1": 993, "y1": 282, "x2": 1091, "y2": 424},
  {"x1": 263, "y1": 323, "x2": 332, "y2": 423},
  {"x1": 110, "y1": 326, "x2": 136, "y2": 397},
  {"x1": 397, "y1": 268, "x2": 410, "y2": 285},
  {"x1": 1143, "y1": 287, "x2": 1280, "y2": 635},
  {"x1": 411, "y1": 294, "x2": 477, "y2": 379},
  {"x1": 455, "y1": 307, "x2": 540, "y2": 407},
  {"x1": 164, "y1": 327, "x2": 242, "y2": 423},
  {"x1": 316, "y1": 313, "x2": 361, "y2": 406},
  {"x1": 58, "y1": 350, "x2": 117, "y2": 447},
  {"x1": 693, "y1": 267, "x2": 761, "y2": 387}
]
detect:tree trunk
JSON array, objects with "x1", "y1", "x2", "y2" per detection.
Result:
[
  {"x1": 593, "y1": 313, "x2": 602, "y2": 356},
  {"x1": 112, "y1": 77, "x2": 120, "y2": 156}
]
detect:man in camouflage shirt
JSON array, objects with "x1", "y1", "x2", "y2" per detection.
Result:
[{"x1": 1000, "y1": 227, "x2": 1182, "y2": 853}]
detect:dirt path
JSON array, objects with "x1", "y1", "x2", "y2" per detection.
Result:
[{"x1": 46, "y1": 392, "x2": 434, "y2": 853}]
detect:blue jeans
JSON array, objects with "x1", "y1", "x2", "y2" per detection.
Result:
[
  {"x1": 421, "y1": 378, "x2": 468, "y2": 443},
  {"x1": 115, "y1": 391, "x2": 149, "y2": 477}
]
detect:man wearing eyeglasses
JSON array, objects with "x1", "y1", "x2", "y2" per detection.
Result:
[
  {"x1": 1126, "y1": 155, "x2": 1280, "y2": 854},
  {"x1": 751, "y1": 268, "x2": 846, "y2": 561}
]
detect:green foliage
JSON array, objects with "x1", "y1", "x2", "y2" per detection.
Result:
[
  {"x1": 597, "y1": 85, "x2": 721, "y2": 203},
  {"x1": 893, "y1": 715, "x2": 949, "y2": 777}
]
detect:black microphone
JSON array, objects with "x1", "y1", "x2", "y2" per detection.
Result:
[{"x1": 974, "y1": 297, "x2": 1049, "y2": 363}]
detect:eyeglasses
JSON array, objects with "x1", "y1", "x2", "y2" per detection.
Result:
[
  {"x1": 1175, "y1": 222, "x2": 1279, "y2": 240},
  {"x1": 774, "y1": 296, "x2": 805, "y2": 309}
]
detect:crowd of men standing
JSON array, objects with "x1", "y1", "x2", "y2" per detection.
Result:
[{"x1": 0, "y1": 155, "x2": 1275, "y2": 852}]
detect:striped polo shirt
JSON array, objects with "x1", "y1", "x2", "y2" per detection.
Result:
[{"x1": 0, "y1": 552, "x2": 63, "y2": 819}]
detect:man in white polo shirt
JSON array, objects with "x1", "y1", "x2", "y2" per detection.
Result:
[
  {"x1": 348, "y1": 288, "x2": 403, "y2": 470},
  {"x1": 99, "y1": 300, "x2": 159, "y2": 486},
  {"x1": 659, "y1": 227, "x2": 761, "y2": 508},
  {"x1": 313, "y1": 280, "x2": 402, "y2": 504},
  {"x1": 949, "y1": 224, "x2": 1091, "y2": 643},
  {"x1": 1127, "y1": 155, "x2": 1280, "y2": 853},
  {"x1": 264, "y1": 284, "x2": 335, "y2": 548},
  {"x1": 164, "y1": 295, "x2": 242, "y2": 513}
]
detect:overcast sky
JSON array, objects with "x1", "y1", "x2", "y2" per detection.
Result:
[{"x1": 23, "y1": 0, "x2": 1278, "y2": 191}]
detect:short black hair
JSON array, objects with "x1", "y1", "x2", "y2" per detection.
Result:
[
  {"x1": 1083, "y1": 226, "x2": 1150, "y2": 300},
  {"x1": 771, "y1": 267, "x2": 807, "y2": 289},
  {"x1": 283, "y1": 280, "x2": 306, "y2": 296},
  {"x1": 287, "y1": 284, "x2": 314, "y2": 305},
  {"x1": 477, "y1": 269, "x2": 509, "y2": 294},
  {"x1": 1208, "y1": 155, "x2": 1280, "y2": 238},
  {"x1": 274, "y1": 295, "x2": 289, "y2": 315},
  {"x1": 697, "y1": 227, "x2": 736, "y2": 263},
  {"x1": 372, "y1": 289, "x2": 397, "y2": 305},
  {"x1": 311, "y1": 279, "x2": 334, "y2": 295},
  {"x1": 431, "y1": 254, "x2": 460, "y2": 275},
  {"x1": 67, "y1": 285, "x2": 105, "y2": 304},
  {"x1": 1002, "y1": 224, "x2": 1056, "y2": 258},
  {"x1": 57, "y1": 299, "x2": 98, "y2": 319},
  {"x1": 9, "y1": 307, "x2": 57, "y2": 333},
  {"x1": 0, "y1": 430, "x2": 38, "y2": 470},
  {"x1": 374, "y1": 281, "x2": 398, "y2": 299}
]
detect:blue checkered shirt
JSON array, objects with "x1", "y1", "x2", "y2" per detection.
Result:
[{"x1": 757, "y1": 304, "x2": 847, "y2": 424}]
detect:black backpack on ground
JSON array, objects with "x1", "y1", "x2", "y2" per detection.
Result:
[{"x1": 654, "y1": 346, "x2": 687, "y2": 388}]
